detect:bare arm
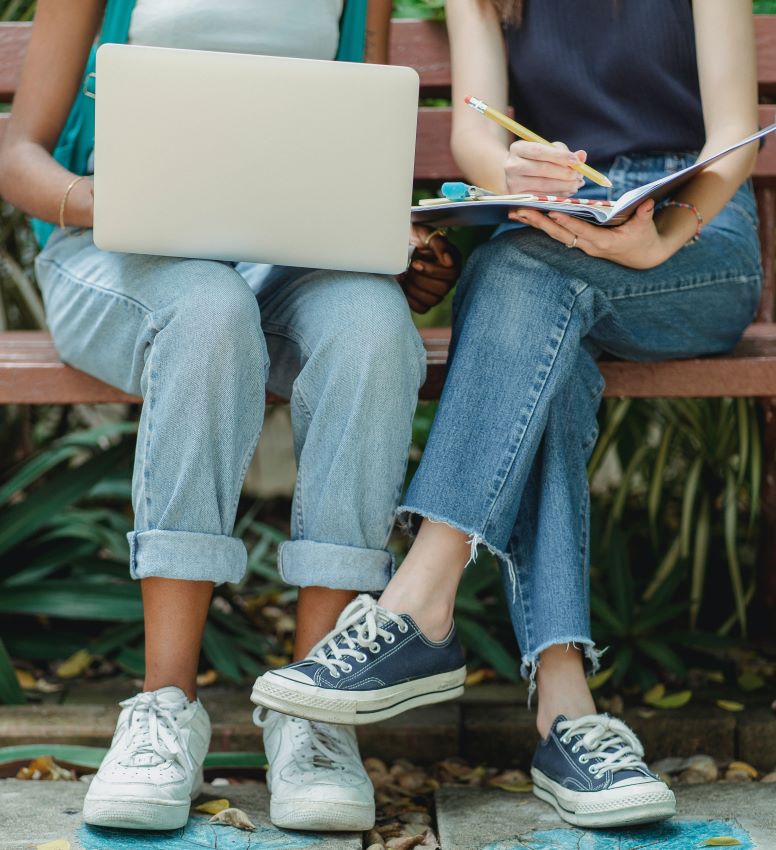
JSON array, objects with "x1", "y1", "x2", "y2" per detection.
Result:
[
  {"x1": 0, "y1": 0, "x2": 103, "y2": 228},
  {"x1": 446, "y1": 0, "x2": 583, "y2": 196},
  {"x1": 365, "y1": 0, "x2": 392, "y2": 64},
  {"x1": 655, "y1": 0, "x2": 759, "y2": 252},
  {"x1": 447, "y1": 0, "x2": 510, "y2": 191}
]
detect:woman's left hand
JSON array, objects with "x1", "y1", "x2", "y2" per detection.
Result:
[
  {"x1": 399, "y1": 225, "x2": 461, "y2": 313},
  {"x1": 509, "y1": 199, "x2": 672, "y2": 270}
]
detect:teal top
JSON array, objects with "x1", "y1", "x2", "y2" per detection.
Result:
[{"x1": 31, "y1": 0, "x2": 368, "y2": 247}]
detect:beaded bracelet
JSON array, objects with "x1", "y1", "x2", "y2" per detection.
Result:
[{"x1": 662, "y1": 199, "x2": 704, "y2": 244}]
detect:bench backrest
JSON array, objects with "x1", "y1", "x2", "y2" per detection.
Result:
[{"x1": 2, "y1": 18, "x2": 776, "y2": 319}]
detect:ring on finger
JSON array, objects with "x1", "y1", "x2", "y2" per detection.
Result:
[
  {"x1": 566, "y1": 235, "x2": 579, "y2": 249},
  {"x1": 423, "y1": 227, "x2": 448, "y2": 248}
]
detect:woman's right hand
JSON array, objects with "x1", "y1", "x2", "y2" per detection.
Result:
[{"x1": 504, "y1": 140, "x2": 588, "y2": 197}]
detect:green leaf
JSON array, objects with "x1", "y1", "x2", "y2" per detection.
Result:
[
  {"x1": 647, "y1": 423, "x2": 674, "y2": 534},
  {"x1": 0, "y1": 744, "x2": 267, "y2": 770},
  {"x1": 637, "y1": 638, "x2": 687, "y2": 679},
  {"x1": 588, "y1": 398, "x2": 632, "y2": 481},
  {"x1": 647, "y1": 689, "x2": 693, "y2": 710},
  {"x1": 724, "y1": 469, "x2": 748, "y2": 636},
  {"x1": 0, "y1": 580, "x2": 142, "y2": 620},
  {"x1": 690, "y1": 493, "x2": 710, "y2": 629},
  {"x1": 642, "y1": 535, "x2": 681, "y2": 602},
  {"x1": 0, "y1": 442, "x2": 130, "y2": 557},
  {"x1": 736, "y1": 397, "x2": 749, "y2": 486},
  {"x1": 202, "y1": 623, "x2": 244, "y2": 683},
  {"x1": 455, "y1": 615, "x2": 521, "y2": 682},
  {"x1": 680, "y1": 456, "x2": 703, "y2": 559},
  {"x1": 0, "y1": 638, "x2": 25, "y2": 704}
]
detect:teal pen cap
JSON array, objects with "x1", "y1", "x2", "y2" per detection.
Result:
[{"x1": 441, "y1": 182, "x2": 494, "y2": 201}]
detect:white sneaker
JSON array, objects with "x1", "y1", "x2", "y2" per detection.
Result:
[
  {"x1": 256, "y1": 709, "x2": 375, "y2": 831},
  {"x1": 83, "y1": 686, "x2": 211, "y2": 830}
]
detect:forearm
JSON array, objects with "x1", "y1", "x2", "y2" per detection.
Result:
[
  {"x1": 365, "y1": 0, "x2": 392, "y2": 64},
  {"x1": 0, "y1": 140, "x2": 93, "y2": 227},
  {"x1": 451, "y1": 126, "x2": 511, "y2": 193},
  {"x1": 655, "y1": 133, "x2": 758, "y2": 257}
]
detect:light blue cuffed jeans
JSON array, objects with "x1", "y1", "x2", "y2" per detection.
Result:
[
  {"x1": 35, "y1": 231, "x2": 426, "y2": 588},
  {"x1": 399, "y1": 152, "x2": 763, "y2": 693}
]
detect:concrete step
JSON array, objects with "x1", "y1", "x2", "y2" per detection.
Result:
[
  {"x1": 1, "y1": 779, "x2": 361, "y2": 850},
  {"x1": 434, "y1": 784, "x2": 776, "y2": 850}
]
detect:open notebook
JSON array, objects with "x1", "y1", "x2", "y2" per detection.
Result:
[{"x1": 412, "y1": 124, "x2": 776, "y2": 228}]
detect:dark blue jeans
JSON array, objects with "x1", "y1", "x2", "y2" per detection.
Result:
[{"x1": 400, "y1": 153, "x2": 763, "y2": 693}]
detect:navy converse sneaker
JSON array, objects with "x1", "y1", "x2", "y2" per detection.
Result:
[
  {"x1": 251, "y1": 594, "x2": 466, "y2": 725},
  {"x1": 531, "y1": 714, "x2": 676, "y2": 828}
]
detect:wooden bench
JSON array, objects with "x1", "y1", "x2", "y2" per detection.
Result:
[{"x1": 3, "y1": 19, "x2": 776, "y2": 605}]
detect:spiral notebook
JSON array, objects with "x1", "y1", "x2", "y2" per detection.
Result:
[{"x1": 412, "y1": 124, "x2": 776, "y2": 228}]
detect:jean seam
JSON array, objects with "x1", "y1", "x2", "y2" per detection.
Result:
[
  {"x1": 606, "y1": 272, "x2": 762, "y2": 302},
  {"x1": 480, "y1": 281, "x2": 588, "y2": 536},
  {"x1": 35, "y1": 255, "x2": 152, "y2": 315},
  {"x1": 137, "y1": 321, "x2": 158, "y2": 531}
]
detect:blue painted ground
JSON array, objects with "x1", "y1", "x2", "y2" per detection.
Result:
[
  {"x1": 482, "y1": 819, "x2": 753, "y2": 850},
  {"x1": 79, "y1": 817, "x2": 325, "y2": 849}
]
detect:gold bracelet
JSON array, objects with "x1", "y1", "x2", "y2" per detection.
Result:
[{"x1": 58, "y1": 175, "x2": 88, "y2": 230}]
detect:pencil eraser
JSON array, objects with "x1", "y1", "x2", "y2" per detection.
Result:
[{"x1": 464, "y1": 96, "x2": 472, "y2": 104}]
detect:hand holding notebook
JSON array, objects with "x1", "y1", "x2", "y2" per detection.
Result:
[{"x1": 412, "y1": 124, "x2": 776, "y2": 228}]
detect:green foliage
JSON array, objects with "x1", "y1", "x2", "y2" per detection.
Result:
[{"x1": 0, "y1": 424, "x2": 283, "y2": 702}]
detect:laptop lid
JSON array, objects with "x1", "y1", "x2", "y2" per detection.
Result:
[{"x1": 93, "y1": 44, "x2": 419, "y2": 274}]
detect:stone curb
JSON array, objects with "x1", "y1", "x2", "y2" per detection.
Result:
[{"x1": 2, "y1": 683, "x2": 774, "y2": 770}]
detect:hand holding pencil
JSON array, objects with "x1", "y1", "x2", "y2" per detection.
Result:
[{"x1": 465, "y1": 96, "x2": 612, "y2": 191}]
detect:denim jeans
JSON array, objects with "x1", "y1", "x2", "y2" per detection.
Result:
[
  {"x1": 35, "y1": 230, "x2": 426, "y2": 587},
  {"x1": 399, "y1": 153, "x2": 763, "y2": 692}
]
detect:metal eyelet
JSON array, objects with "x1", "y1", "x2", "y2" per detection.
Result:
[
  {"x1": 332, "y1": 671, "x2": 340, "y2": 679},
  {"x1": 342, "y1": 664, "x2": 352, "y2": 673},
  {"x1": 399, "y1": 624, "x2": 409, "y2": 634},
  {"x1": 571, "y1": 745, "x2": 580, "y2": 753},
  {"x1": 588, "y1": 766, "x2": 597, "y2": 775},
  {"x1": 371, "y1": 643, "x2": 381, "y2": 654},
  {"x1": 357, "y1": 653, "x2": 368, "y2": 663},
  {"x1": 385, "y1": 634, "x2": 395, "y2": 644}
]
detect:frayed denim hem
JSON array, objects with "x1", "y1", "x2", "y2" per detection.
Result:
[
  {"x1": 396, "y1": 506, "x2": 519, "y2": 595},
  {"x1": 521, "y1": 638, "x2": 605, "y2": 708}
]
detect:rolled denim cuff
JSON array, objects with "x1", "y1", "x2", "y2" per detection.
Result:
[
  {"x1": 278, "y1": 540, "x2": 395, "y2": 592},
  {"x1": 128, "y1": 530, "x2": 247, "y2": 584}
]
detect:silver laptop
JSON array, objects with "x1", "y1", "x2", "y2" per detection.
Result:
[{"x1": 93, "y1": 44, "x2": 419, "y2": 274}]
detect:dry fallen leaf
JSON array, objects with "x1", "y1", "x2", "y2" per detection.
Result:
[
  {"x1": 727, "y1": 761, "x2": 758, "y2": 779},
  {"x1": 716, "y1": 700, "x2": 745, "y2": 712},
  {"x1": 15, "y1": 669, "x2": 36, "y2": 689},
  {"x1": 209, "y1": 807, "x2": 256, "y2": 831},
  {"x1": 643, "y1": 683, "x2": 666, "y2": 704},
  {"x1": 196, "y1": 669, "x2": 218, "y2": 687},
  {"x1": 17, "y1": 756, "x2": 75, "y2": 781},
  {"x1": 36, "y1": 841, "x2": 71, "y2": 850},
  {"x1": 587, "y1": 667, "x2": 615, "y2": 691},
  {"x1": 194, "y1": 798, "x2": 230, "y2": 815},
  {"x1": 55, "y1": 649, "x2": 92, "y2": 679},
  {"x1": 490, "y1": 781, "x2": 534, "y2": 793},
  {"x1": 647, "y1": 690, "x2": 693, "y2": 710},
  {"x1": 701, "y1": 839, "x2": 742, "y2": 847}
]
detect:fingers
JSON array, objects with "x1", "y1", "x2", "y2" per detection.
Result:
[
  {"x1": 423, "y1": 237, "x2": 458, "y2": 268},
  {"x1": 509, "y1": 208, "x2": 587, "y2": 248},
  {"x1": 514, "y1": 140, "x2": 581, "y2": 167}
]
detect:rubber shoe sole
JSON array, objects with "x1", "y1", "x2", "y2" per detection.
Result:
[
  {"x1": 270, "y1": 798, "x2": 375, "y2": 831},
  {"x1": 82, "y1": 769, "x2": 203, "y2": 831},
  {"x1": 531, "y1": 767, "x2": 676, "y2": 828},
  {"x1": 251, "y1": 666, "x2": 467, "y2": 725}
]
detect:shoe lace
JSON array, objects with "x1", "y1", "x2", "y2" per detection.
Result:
[
  {"x1": 252, "y1": 709, "x2": 356, "y2": 773},
  {"x1": 307, "y1": 594, "x2": 408, "y2": 678},
  {"x1": 556, "y1": 714, "x2": 646, "y2": 778},
  {"x1": 119, "y1": 691, "x2": 194, "y2": 776}
]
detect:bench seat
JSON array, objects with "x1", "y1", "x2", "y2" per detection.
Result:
[{"x1": 4, "y1": 326, "x2": 776, "y2": 404}]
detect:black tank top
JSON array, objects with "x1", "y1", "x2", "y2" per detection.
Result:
[{"x1": 505, "y1": 0, "x2": 705, "y2": 167}]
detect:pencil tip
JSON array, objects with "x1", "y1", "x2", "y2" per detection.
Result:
[{"x1": 603, "y1": 177, "x2": 613, "y2": 188}]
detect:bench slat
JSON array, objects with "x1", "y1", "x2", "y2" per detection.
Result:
[
  {"x1": 4, "y1": 328, "x2": 776, "y2": 404},
  {"x1": 3, "y1": 17, "x2": 776, "y2": 102}
]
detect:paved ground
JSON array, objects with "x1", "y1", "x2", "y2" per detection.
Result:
[
  {"x1": 0, "y1": 780, "x2": 361, "y2": 850},
  {"x1": 436, "y1": 785, "x2": 776, "y2": 850}
]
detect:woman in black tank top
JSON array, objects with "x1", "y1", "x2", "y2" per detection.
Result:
[{"x1": 352, "y1": 0, "x2": 762, "y2": 831}]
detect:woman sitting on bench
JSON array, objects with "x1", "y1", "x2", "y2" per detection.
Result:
[
  {"x1": 252, "y1": 0, "x2": 762, "y2": 830},
  {"x1": 0, "y1": 0, "x2": 459, "y2": 835}
]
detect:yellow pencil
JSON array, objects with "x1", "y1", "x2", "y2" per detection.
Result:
[{"x1": 465, "y1": 96, "x2": 612, "y2": 189}]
